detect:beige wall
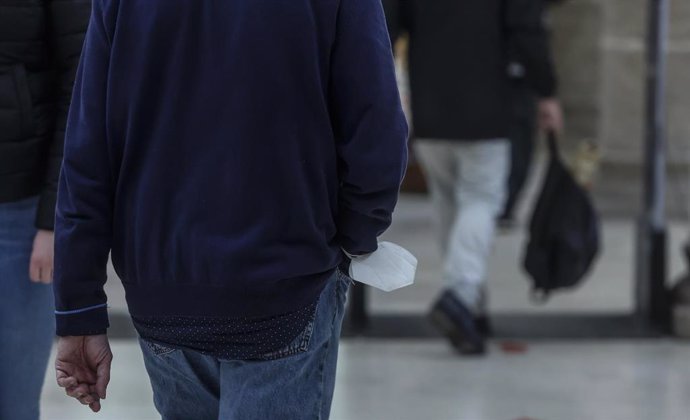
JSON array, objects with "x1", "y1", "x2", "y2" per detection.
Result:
[{"x1": 550, "y1": 0, "x2": 690, "y2": 216}]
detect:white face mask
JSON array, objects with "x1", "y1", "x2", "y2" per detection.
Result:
[{"x1": 348, "y1": 241, "x2": 417, "y2": 292}]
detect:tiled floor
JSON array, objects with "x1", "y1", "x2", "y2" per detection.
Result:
[
  {"x1": 42, "y1": 339, "x2": 690, "y2": 420},
  {"x1": 41, "y1": 192, "x2": 690, "y2": 420}
]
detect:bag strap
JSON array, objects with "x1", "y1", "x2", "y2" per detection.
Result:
[{"x1": 547, "y1": 130, "x2": 559, "y2": 158}]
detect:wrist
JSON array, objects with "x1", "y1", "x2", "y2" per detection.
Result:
[{"x1": 55, "y1": 303, "x2": 110, "y2": 337}]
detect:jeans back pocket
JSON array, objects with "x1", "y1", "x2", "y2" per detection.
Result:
[
  {"x1": 142, "y1": 338, "x2": 179, "y2": 357},
  {"x1": 258, "y1": 311, "x2": 316, "y2": 361}
]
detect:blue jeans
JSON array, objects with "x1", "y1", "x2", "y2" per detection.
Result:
[
  {"x1": 0, "y1": 196, "x2": 55, "y2": 420},
  {"x1": 140, "y1": 270, "x2": 351, "y2": 420}
]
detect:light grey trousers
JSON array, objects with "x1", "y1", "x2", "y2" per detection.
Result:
[{"x1": 415, "y1": 139, "x2": 510, "y2": 313}]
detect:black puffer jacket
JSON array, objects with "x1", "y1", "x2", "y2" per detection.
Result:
[
  {"x1": 0, "y1": 0, "x2": 90, "y2": 229},
  {"x1": 383, "y1": 0, "x2": 557, "y2": 141}
]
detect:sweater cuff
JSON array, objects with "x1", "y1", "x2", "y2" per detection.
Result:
[
  {"x1": 35, "y1": 190, "x2": 57, "y2": 231},
  {"x1": 337, "y1": 209, "x2": 385, "y2": 256},
  {"x1": 55, "y1": 304, "x2": 110, "y2": 336}
]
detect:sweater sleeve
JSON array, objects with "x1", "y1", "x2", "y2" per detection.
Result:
[
  {"x1": 503, "y1": 0, "x2": 558, "y2": 98},
  {"x1": 330, "y1": 0, "x2": 409, "y2": 255},
  {"x1": 35, "y1": 0, "x2": 91, "y2": 230},
  {"x1": 53, "y1": 0, "x2": 114, "y2": 337}
]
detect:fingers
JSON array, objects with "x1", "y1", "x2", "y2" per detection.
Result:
[
  {"x1": 55, "y1": 335, "x2": 110, "y2": 411},
  {"x1": 57, "y1": 375, "x2": 78, "y2": 389},
  {"x1": 29, "y1": 259, "x2": 41, "y2": 283},
  {"x1": 549, "y1": 108, "x2": 563, "y2": 134},
  {"x1": 64, "y1": 382, "x2": 101, "y2": 410},
  {"x1": 64, "y1": 382, "x2": 90, "y2": 398},
  {"x1": 77, "y1": 392, "x2": 100, "y2": 409},
  {"x1": 539, "y1": 114, "x2": 559, "y2": 136},
  {"x1": 538, "y1": 99, "x2": 564, "y2": 136},
  {"x1": 542, "y1": 118, "x2": 562, "y2": 136},
  {"x1": 29, "y1": 258, "x2": 53, "y2": 284},
  {"x1": 90, "y1": 400, "x2": 102, "y2": 413},
  {"x1": 40, "y1": 266, "x2": 53, "y2": 284},
  {"x1": 66, "y1": 384, "x2": 95, "y2": 401},
  {"x1": 96, "y1": 358, "x2": 112, "y2": 399},
  {"x1": 29, "y1": 230, "x2": 54, "y2": 284},
  {"x1": 58, "y1": 372, "x2": 102, "y2": 409}
]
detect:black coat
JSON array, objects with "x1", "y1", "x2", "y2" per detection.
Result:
[
  {"x1": 0, "y1": 0, "x2": 90, "y2": 229},
  {"x1": 383, "y1": 0, "x2": 557, "y2": 141}
]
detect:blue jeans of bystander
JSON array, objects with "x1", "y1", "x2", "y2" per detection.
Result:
[{"x1": 0, "y1": 196, "x2": 55, "y2": 420}]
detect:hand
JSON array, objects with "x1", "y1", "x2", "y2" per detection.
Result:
[
  {"x1": 537, "y1": 97, "x2": 564, "y2": 136},
  {"x1": 56, "y1": 335, "x2": 113, "y2": 413},
  {"x1": 29, "y1": 229, "x2": 54, "y2": 284}
]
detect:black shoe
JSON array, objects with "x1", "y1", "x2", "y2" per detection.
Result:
[
  {"x1": 475, "y1": 315, "x2": 493, "y2": 337},
  {"x1": 429, "y1": 291, "x2": 486, "y2": 355}
]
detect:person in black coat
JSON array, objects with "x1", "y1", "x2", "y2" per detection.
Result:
[
  {"x1": 0, "y1": 1, "x2": 90, "y2": 418},
  {"x1": 499, "y1": 0, "x2": 566, "y2": 226},
  {"x1": 384, "y1": 0, "x2": 563, "y2": 355}
]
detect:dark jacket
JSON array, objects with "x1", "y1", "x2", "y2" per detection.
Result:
[
  {"x1": 0, "y1": 0, "x2": 90, "y2": 229},
  {"x1": 383, "y1": 0, "x2": 557, "y2": 140},
  {"x1": 53, "y1": 0, "x2": 408, "y2": 336}
]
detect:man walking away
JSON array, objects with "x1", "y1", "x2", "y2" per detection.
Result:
[
  {"x1": 384, "y1": 0, "x2": 563, "y2": 355},
  {"x1": 52, "y1": 0, "x2": 408, "y2": 418}
]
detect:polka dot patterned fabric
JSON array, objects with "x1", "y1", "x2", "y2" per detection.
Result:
[{"x1": 132, "y1": 301, "x2": 317, "y2": 360}]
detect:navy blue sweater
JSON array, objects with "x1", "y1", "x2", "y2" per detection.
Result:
[{"x1": 54, "y1": 0, "x2": 408, "y2": 336}]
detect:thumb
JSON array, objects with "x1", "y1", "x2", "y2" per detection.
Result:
[{"x1": 95, "y1": 357, "x2": 111, "y2": 399}]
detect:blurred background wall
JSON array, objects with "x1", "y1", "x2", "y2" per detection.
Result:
[{"x1": 551, "y1": 0, "x2": 690, "y2": 217}]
